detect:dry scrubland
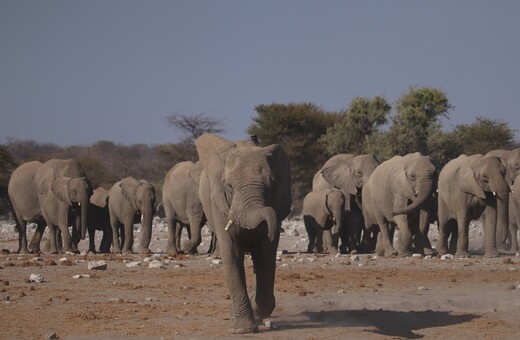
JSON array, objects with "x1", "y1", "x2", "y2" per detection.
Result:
[{"x1": 1, "y1": 218, "x2": 520, "y2": 339}]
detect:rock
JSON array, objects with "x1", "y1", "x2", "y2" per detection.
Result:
[
  {"x1": 148, "y1": 260, "x2": 164, "y2": 269},
  {"x1": 72, "y1": 274, "x2": 90, "y2": 279},
  {"x1": 126, "y1": 261, "x2": 141, "y2": 268},
  {"x1": 212, "y1": 259, "x2": 223, "y2": 265},
  {"x1": 31, "y1": 256, "x2": 43, "y2": 262},
  {"x1": 145, "y1": 297, "x2": 158, "y2": 301},
  {"x1": 265, "y1": 320, "x2": 274, "y2": 328},
  {"x1": 29, "y1": 273, "x2": 44, "y2": 283},
  {"x1": 59, "y1": 257, "x2": 68, "y2": 262},
  {"x1": 351, "y1": 255, "x2": 360, "y2": 261},
  {"x1": 417, "y1": 286, "x2": 428, "y2": 291},
  {"x1": 88, "y1": 260, "x2": 107, "y2": 270},
  {"x1": 441, "y1": 254, "x2": 454, "y2": 260},
  {"x1": 45, "y1": 332, "x2": 58, "y2": 339},
  {"x1": 411, "y1": 253, "x2": 423, "y2": 258}
]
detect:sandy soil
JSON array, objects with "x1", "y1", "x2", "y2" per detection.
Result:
[{"x1": 1, "y1": 218, "x2": 520, "y2": 340}]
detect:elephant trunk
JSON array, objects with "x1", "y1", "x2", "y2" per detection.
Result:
[
  {"x1": 80, "y1": 198, "x2": 89, "y2": 240},
  {"x1": 393, "y1": 172, "x2": 433, "y2": 215},
  {"x1": 140, "y1": 204, "x2": 154, "y2": 251},
  {"x1": 493, "y1": 179, "x2": 510, "y2": 245}
]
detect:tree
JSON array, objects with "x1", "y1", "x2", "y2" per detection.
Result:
[
  {"x1": 321, "y1": 96, "x2": 390, "y2": 155},
  {"x1": 451, "y1": 117, "x2": 515, "y2": 155},
  {"x1": 165, "y1": 112, "x2": 225, "y2": 161},
  {"x1": 0, "y1": 145, "x2": 17, "y2": 216},
  {"x1": 248, "y1": 102, "x2": 341, "y2": 212},
  {"x1": 382, "y1": 86, "x2": 453, "y2": 159}
]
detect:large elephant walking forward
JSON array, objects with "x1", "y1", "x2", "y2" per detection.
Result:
[
  {"x1": 162, "y1": 161, "x2": 206, "y2": 254},
  {"x1": 362, "y1": 153, "x2": 436, "y2": 257},
  {"x1": 8, "y1": 161, "x2": 46, "y2": 253},
  {"x1": 196, "y1": 133, "x2": 291, "y2": 334},
  {"x1": 437, "y1": 154, "x2": 509, "y2": 258},
  {"x1": 108, "y1": 177, "x2": 156, "y2": 254}
]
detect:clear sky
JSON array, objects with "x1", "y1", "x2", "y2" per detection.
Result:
[{"x1": 1, "y1": 1, "x2": 519, "y2": 146}]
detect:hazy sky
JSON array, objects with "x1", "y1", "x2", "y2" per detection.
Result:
[{"x1": 1, "y1": 1, "x2": 519, "y2": 146}]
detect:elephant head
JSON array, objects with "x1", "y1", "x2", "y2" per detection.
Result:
[
  {"x1": 486, "y1": 149, "x2": 520, "y2": 186},
  {"x1": 120, "y1": 177, "x2": 156, "y2": 251},
  {"x1": 51, "y1": 176, "x2": 93, "y2": 239},
  {"x1": 195, "y1": 133, "x2": 291, "y2": 243},
  {"x1": 392, "y1": 153, "x2": 437, "y2": 215},
  {"x1": 461, "y1": 155, "x2": 509, "y2": 243},
  {"x1": 325, "y1": 190, "x2": 346, "y2": 235}
]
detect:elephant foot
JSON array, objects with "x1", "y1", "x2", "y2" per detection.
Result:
[
  {"x1": 122, "y1": 249, "x2": 135, "y2": 254},
  {"x1": 328, "y1": 247, "x2": 339, "y2": 256},
  {"x1": 398, "y1": 250, "x2": 413, "y2": 257},
  {"x1": 455, "y1": 250, "x2": 471, "y2": 258},
  {"x1": 228, "y1": 319, "x2": 258, "y2": 334},
  {"x1": 139, "y1": 247, "x2": 152, "y2": 255},
  {"x1": 423, "y1": 247, "x2": 435, "y2": 256},
  {"x1": 384, "y1": 247, "x2": 398, "y2": 257},
  {"x1": 166, "y1": 246, "x2": 179, "y2": 255},
  {"x1": 17, "y1": 247, "x2": 30, "y2": 255},
  {"x1": 436, "y1": 245, "x2": 449, "y2": 256},
  {"x1": 484, "y1": 249, "x2": 499, "y2": 258}
]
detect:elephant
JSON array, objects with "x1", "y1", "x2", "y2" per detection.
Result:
[
  {"x1": 162, "y1": 161, "x2": 207, "y2": 254},
  {"x1": 7, "y1": 161, "x2": 46, "y2": 254},
  {"x1": 362, "y1": 153, "x2": 436, "y2": 257},
  {"x1": 510, "y1": 179, "x2": 520, "y2": 252},
  {"x1": 195, "y1": 133, "x2": 291, "y2": 334},
  {"x1": 108, "y1": 177, "x2": 156, "y2": 254},
  {"x1": 485, "y1": 148, "x2": 520, "y2": 251},
  {"x1": 313, "y1": 154, "x2": 379, "y2": 253},
  {"x1": 30, "y1": 159, "x2": 92, "y2": 254},
  {"x1": 303, "y1": 189, "x2": 346, "y2": 254},
  {"x1": 87, "y1": 187, "x2": 112, "y2": 253},
  {"x1": 436, "y1": 154, "x2": 509, "y2": 258}
]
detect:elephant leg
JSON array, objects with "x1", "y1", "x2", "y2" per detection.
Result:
[
  {"x1": 510, "y1": 220, "x2": 519, "y2": 252},
  {"x1": 122, "y1": 220, "x2": 135, "y2": 254},
  {"x1": 219, "y1": 229, "x2": 257, "y2": 334},
  {"x1": 455, "y1": 215, "x2": 471, "y2": 258},
  {"x1": 110, "y1": 215, "x2": 122, "y2": 253},
  {"x1": 183, "y1": 220, "x2": 203, "y2": 254},
  {"x1": 88, "y1": 226, "x2": 97, "y2": 253},
  {"x1": 303, "y1": 215, "x2": 317, "y2": 253},
  {"x1": 99, "y1": 227, "x2": 113, "y2": 253},
  {"x1": 250, "y1": 234, "x2": 277, "y2": 323},
  {"x1": 324, "y1": 229, "x2": 339, "y2": 255},
  {"x1": 436, "y1": 202, "x2": 451, "y2": 255},
  {"x1": 165, "y1": 218, "x2": 179, "y2": 254},
  {"x1": 315, "y1": 227, "x2": 324, "y2": 253},
  {"x1": 394, "y1": 214, "x2": 413, "y2": 256},
  {"x1": 46, "y1": 223, "x2": 59, "y2": 254},
  {"x1": 28, "y1": 220, "x2": 46, "y2": 254},
  {"x1": 14, "y1": 220, "x2": 29, "y2": 254},
  {"x1": 416, "y1": 210, "x2": 434, "y2": 255},
  {"x1": 447, "y1": 220, "x2": 458, "y2": 254},
  {"x1": 375, "y1": 220, "x2": 397, "y2": 257},
  {"x1": 483, "y1": 207, "x2": 499, "y2": 258}
]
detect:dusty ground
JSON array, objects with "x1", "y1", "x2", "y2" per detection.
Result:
[{"x1": 1, "y1": 218, "x2": 520, "y2": 339}]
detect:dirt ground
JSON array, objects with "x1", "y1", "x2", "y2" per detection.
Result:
[{"x1": 1, "y1": 218, "x2": 520, "y2": 340}]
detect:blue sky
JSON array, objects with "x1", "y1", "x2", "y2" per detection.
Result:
[{"x1": 1, "y1": 1, "x2": 519, "y2": 145}]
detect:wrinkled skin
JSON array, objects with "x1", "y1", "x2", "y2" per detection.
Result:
[
  {"x1": 485, "y1": 149, "x2": 520, "y2": 251},
  {"x1": 437, "y1": 154, "x2": 509, "y2": 258},
  {"x1": 87, "y1": 187, "x2": 112, "y2": 253},
  {"x1": 313, "y1": 154, "x2": 379, "y2": 253},
  {"x1": 196, "y1": 133, "x2": 291, "y2": 334},
  {"x1": 109, "y1": 177, "x2": 156, "y2": 254},
  {"x1": 162, "y1": 161, "x2": 207, "y2": 254},
  {"x1": 303, "y1": 189, "x2": 345, "y2": 254},
  {"x1": 32, "y1": 159, "x2": 92, "y2": 254},
  {"x1": 362, "y1": 153, "x2": 436, "y2": 257},
  {"x1": 510, "y1": 179, "x2": 520, "y2": 252},
  {"x1": 7, "y1": 161, "x2": 46, "y2": 254}
]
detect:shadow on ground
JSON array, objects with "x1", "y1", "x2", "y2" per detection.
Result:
[{"x1": 275, "y1": 309, "x2": 479, "y2": 339}]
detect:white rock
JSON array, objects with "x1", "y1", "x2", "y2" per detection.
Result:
[
  {"x1": 31, "y1": 256, "x2": 43, "y2": 262},
  {"x1": 411, "y1": 253, "x2": 423, "y2": 258},
  {"x1": 417, "y1": 286, "x2": 428, "y2": 291},
  {"x1": 29, "y1": 273, "x2": 45, "y2": 283},
  {"x1": 441, "y1": 254, "x2": 454, "y2": 260},
  {"x1": 212, "y1": 259, "x2": 223, "y2": 265},
  {"x1": 126, "y1": 261, "x2": 141, "y2": 268},
  {"x1": 148, "y1": 260, "x2": 164, "y2": 269},
  {"x1": 72, "y1": 274, "x2": 90, "y2": 279},
  {"x1": 59, "y1": 257, "x2": 68, "y2": 262},
  {"x1": 88, "y1": 260, "x2": 107, "y2": 270},
  {"x1": 351, "y1": 255, "x2": 360, "y2": 261}
]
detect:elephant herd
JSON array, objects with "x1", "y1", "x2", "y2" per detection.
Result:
[
  {"x1": 303, "y1": 149, "x2": 520, "y2": 259},
  {"x1": 5, "y1": 133, "x2": 520, "y2": 334}
]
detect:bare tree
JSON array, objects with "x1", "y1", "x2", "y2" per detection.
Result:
[{"x1": 165, "y1": 112, "x2": 225, "y2": 144}]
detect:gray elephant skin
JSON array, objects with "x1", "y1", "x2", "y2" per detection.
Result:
[
  {"x1": 303, "y1": 189, "x2": 345, "y2": 254},
  {"x1": 8, "y1": 161, "x2": 46, "y2": 253},
  {"x1": 195, "y1": 133, "x2": 291, "y2": 334},
  {"x1": 437, "y1": 154, "x2": 509, "y2": 258},
  {"x1": 162, "y1": 160, "x2": 206, "y2": 254},
  {"x1": 313, "y1": 154, "x2": 379, "y2": 253},
  {"x1": 87, "y1": 187, "x2": 112, "y2": 253},
  {"x1": 510, "y1": 178, "x2": 520, "y2": 252},
  {"x1": 486, "y1": 148, "x2": 520, "y2": 251},
  {"x1": 9, "y1": 159, "x2": 92, "y2": 254},
  {"x1": 362, "y1": 153, "x2": 436, "y2": 257},
  {"x1": 108, "y1": 177, "x2": 156, "y2": 254}
]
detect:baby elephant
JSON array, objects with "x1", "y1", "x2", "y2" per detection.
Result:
[{"x1": 303, "y1": 189, "x2": 346, "y2": 255}]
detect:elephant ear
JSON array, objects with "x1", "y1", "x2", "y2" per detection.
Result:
[
  {"x1": 120, "y1": 177, "x2": 140, "y2": 211},
  {"x1": 195, "y1": 133, "x2": 236, "y2": 215},
  {"x1": 189, "y1": 161, "x2": 204, "y2": 182},
  {"x1": 394, "y1": 166, "x2": 416, "y2": 200},
  {"x1": 51, "y1": 176, "x2": 73, "y2": 205},
  {"x1": 91, "y1": 188, "x2": 109, "y2": 208},
  {"x1": 459, "y1": 160, "x2": 486, "y2": 199},
  {"x1": 320, "y1": 154, "x2": 357, "y2": 196},
  {"x1": 265, "y1": 144, "x2": 292, "y2": 221}
]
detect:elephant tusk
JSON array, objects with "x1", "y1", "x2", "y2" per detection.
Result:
[
  {"x1": 493, "y1": 192, "x2": 497, "y2": 196},
  {"x1": 225, "y1": 220, "x2": 233, "y2": 231},
  {"x1": 78, "y1": 202, "x2": 81, "y2": 207},
  {"x1": 141, "y1": 214, "x2": 144, "y2": 222}
]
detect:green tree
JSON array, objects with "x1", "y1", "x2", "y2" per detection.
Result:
[
  {"x1": 321, "y1": 96, "x2": 390, "y2": 155},
  {"x1": 248, "y1": 102, "x2": 340, "y2": 212},
  {"x1": 385, "y1": 86, "x2": 453, "y2": 158},
  {"x1": 0, "y1": 145, "x2": 17, "y2": 216},
  {"x1": 451, "y1": 117, "x2": 515, "y2": 155}
]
